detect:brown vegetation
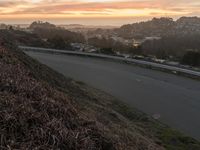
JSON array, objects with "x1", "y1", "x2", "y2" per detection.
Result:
[{"x1": 0, "y1": 41, "x2": 114, "y2": 150}]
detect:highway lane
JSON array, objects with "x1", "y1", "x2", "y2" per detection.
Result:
[
  {"x1": 25, "y1": 51, "x2": 200, "y2": 140},
  {"x1": 19, "y1": 46, "x2": 200, "y2": 78}
]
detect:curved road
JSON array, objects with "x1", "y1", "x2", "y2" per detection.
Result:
[{"x1": 26, "y1": 51, "x2": 200, "y2": 140}]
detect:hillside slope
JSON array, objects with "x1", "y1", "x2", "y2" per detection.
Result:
[
  {"x1": 0, "y1": 40, "x2": 115, "y2": 149},
  {"x1": 117, "y1": 17, "x2": 200, "y2": 39},
  {"x1": 0, "y1": 38, "x2": 200, "y2": 150}
]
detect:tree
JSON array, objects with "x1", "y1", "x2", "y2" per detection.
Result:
[
  {"x1": 181, "y1": 51, "x2": 200, "y2": 67},
  {"x1": 29, "y1": 21, "x2": 56, "y2": 29},
  {"x1": 9, "y1": 26, "x2": 13, "y2": 31},
  {"x1": 100, "y1": 48, "x2": 115, "y2": 55},
  {"x1": 128, "y1": 45, "x2": 143, "y2": 55},
  {"x1": 31, "y1": 25, "x2": 85, "y2": 43},
  {"x1": 47, "y1": 35, "x2": 70, "y2": 50}
]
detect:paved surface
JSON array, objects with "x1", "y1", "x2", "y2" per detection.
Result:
[
  {"x1": 20, "y1": 46, "x2": 200, "y2": 78},
  {"x1": 26, "y1": 51, "x2": 200, "y2": 140}
]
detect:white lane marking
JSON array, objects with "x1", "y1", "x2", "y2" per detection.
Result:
[
  {"x1": 136, "y1": 79, "x2": 142, "y2": 82},
  {"x1": 152, "y1": 114, "x2": 161, "y2": 120}
]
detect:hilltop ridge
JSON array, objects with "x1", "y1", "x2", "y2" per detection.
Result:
[{"x1": 117, "y1": 17, "x2": 200, "y2": 39}]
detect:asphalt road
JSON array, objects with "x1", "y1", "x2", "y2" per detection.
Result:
[
  {"x1": 20, "y1": 46, "x2": 200, "y2": 77},
  {"x1": 26, "y1": 51, "x2": 200, "y2": 140}
]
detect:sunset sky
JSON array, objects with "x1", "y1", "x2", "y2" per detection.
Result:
[{"x1": 0, "y1": 0, "x2": 200, "y2": 25}]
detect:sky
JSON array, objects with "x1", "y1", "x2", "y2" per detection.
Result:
[{"x1": 0, "y1": 0, "x2": 200, "y2": 25}]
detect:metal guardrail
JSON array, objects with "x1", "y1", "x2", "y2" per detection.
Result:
[{"x1": 19, "y1": 46, "x2": 200, "y2": 78}]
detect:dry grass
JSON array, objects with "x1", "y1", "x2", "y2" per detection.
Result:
[{"x1": 0, "y1": 42, "x2": 114, "y2": 150}]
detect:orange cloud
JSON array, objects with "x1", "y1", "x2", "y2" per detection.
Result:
[{"x1": 0, "y1": 0, "x2": 200, "y2": 24}]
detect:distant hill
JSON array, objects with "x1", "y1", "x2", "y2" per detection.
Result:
[
  {"x1": 0, "y1": 29, "x2": 48, "y2": 47},
  {"x1": 175, "y1": 17, "x2": 200, "y2": 34},
  {"x1": 29, "y1": 21, "x2": 85, "y2": 44},
  {"x1": 29, "y1": 21, "x2": 56, "y2": 29},
  {"x1": 117, "y1": 17, "x2": 200, "y2": 39}
]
